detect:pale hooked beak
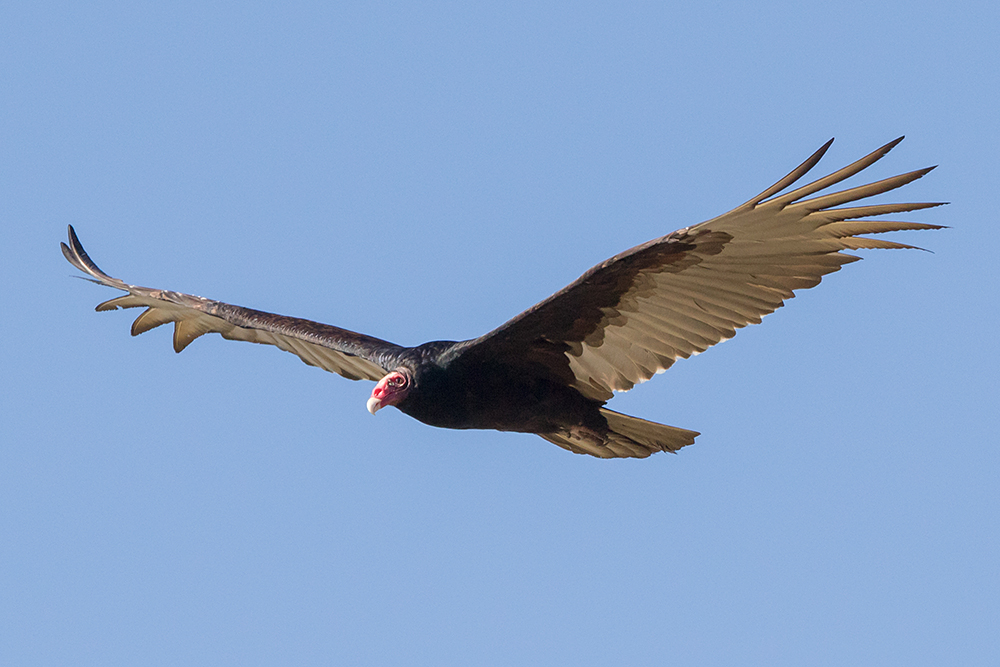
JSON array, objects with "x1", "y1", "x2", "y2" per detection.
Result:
[{"x1": 366, "y1": 396, "x2": 382, "y2": 415}]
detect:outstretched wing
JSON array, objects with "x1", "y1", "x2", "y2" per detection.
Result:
[
  {"x1": 61, "y1": 226, "x2": 402, "y2": 381},
  {"x1": 461, "y1": 137, "x2": 945, "y2": 401}
]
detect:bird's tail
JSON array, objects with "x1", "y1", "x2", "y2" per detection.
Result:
[{"x1": 539, "y1": 409, "x2": 699, "y2": 459}]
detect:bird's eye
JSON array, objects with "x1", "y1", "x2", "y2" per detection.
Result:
[{"x1": 389, "y1": 374, "x2": 406, "y2": 387}]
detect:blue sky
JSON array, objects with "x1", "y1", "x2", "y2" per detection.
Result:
[{"x1": 3, "y1": 1, "x2": 998, "y2": 665}]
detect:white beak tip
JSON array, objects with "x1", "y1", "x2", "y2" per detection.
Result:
[{"x1": 366, "y1": 396, "x2": 382, "y2": 415}]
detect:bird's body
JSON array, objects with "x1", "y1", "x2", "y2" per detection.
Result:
[
  {"x1": 62, "y1": 138, "x2": 943, "y2": 458},
  {"x1": 390, "y1": 342, "x2": 603, "y2": 433}
]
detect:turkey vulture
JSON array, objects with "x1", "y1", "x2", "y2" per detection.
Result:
[{"x1": 62, "y1": 138, "x2": 943, "y2": 458}]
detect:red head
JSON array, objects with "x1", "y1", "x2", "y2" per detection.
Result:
[{"x1": 367, "y1": 370, "x2": 411, "y2": 415}]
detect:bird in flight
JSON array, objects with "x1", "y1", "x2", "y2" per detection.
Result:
[{"x1": 62, "y1": 137, "x2": 943, "y2": 458}]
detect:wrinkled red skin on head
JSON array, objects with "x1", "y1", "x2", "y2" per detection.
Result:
[{"x1": 368, "y1": 370, "x2": 410, "y2": 414}]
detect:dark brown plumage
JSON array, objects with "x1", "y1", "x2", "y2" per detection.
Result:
[{"x1": 62, "y1": 138, "x2": 943, "y2": 458}]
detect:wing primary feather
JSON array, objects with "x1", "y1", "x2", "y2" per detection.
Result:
[
  {"x1": 96, "y1": 295, "x2": 147, "y2": 311},
  {"x1": 808, "y1": 202, "x2": 947, "y2": 225},
  {"x1": 761, "y1": 136, "x2": 906, "y2": 210},
  {"x1": 837, "y1": 237, "x2": 925, "y2": 251},
  {"x1": 735, "y1": 138, "x2": 836, "y2": 211},
  {"x1": 819, "y1": 220, "x2": 946, "y2": 237},
  {"x1": 793, "y1": 167, "x2": 937, "y2": 212},
  {"x1": 131, "y1": 307, "x2": 175, "y2": 336},
  {"x1": 173, "y1": 318, "x2": 217, "y2": 353},
  {"x1": 62, "y1": 226, "x2": 123, "y2": 287}
]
